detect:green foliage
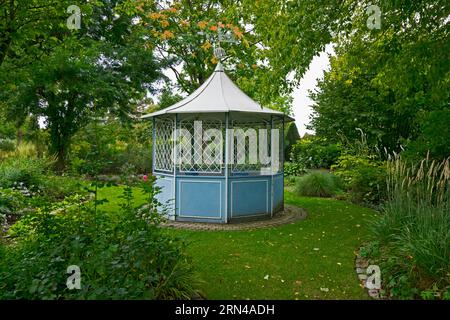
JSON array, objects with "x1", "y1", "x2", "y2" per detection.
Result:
[
  {"x1": 309, "y1": 1, "x2": 449, "y2": 159},
  {"x1": 403, "y1": 109, "x2": 450, "y2": 160},
  {"x1": 0, "y1": 114, "x2": 15, "y2": 140},
  {"x1": 0, "y1": 188, "x2": 28, "y2": 227},
  {"x1": 290, "y1": 136, "x2": 341, "y2": 169},
  {"x1": 294, "y1": 171, "x2": 342, "y2": 198},
  {"x1": 369, "y1": 156, "x2": 450, "y2": 299},
  {"x1": 69, "y1": 118, "x2": 152, "y2": 175},
  {"x1": 0, "y1": 157, "x2": 85, "y2": 208},
  {"x1": 332, "y1": 154, "x2": 386, "y2": 206},
  {"x1": 283, "y1": 162, "x2": 306, "y2": 177},
  {"x1": 0, "y1": 179, "x2": 199, "y2": 300},
  {"x1": 158, "y1": 87, "x2": 184, "y2": 110},
  {"x1": 0, "y1": 138, "x2": 14, "y2": 152},
  {"x1": 0, "y1": 157, "x2": 49, "y2": 191},
  {"x1": 1, "y1": 1, "x2": 163, "y2": 172},
  {"x1": 284, "y1": 122, "x2": 300, "y2": 160}
]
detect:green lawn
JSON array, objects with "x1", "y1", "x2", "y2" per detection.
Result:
[{"x1": 97, "y1": 186, "x2": 378, "y2": 299}]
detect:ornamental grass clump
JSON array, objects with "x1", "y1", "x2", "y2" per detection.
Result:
[
  {"x1": 371, "y1": 155, "x2": 450, "y2": 299},
  {"x1": 294, "y1": 171, "x2": 342, "y2": 197}
]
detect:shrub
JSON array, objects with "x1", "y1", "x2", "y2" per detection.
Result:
[
  {"x1": 332, "y1": 154, "x2": 386, "y2": 206},
  {"x1": 0, "y1": 157, "x2": 50, "y2": 191},
  {"x1": 0, "y1": 179, "x2": 199, "y2": 300},
  {"x1": 294, "y1": 171, "x2": 342, "y2": 197},
  {"x1": 0, "y1": 188, "x2": 28, "y2": 228},
  {"x1": 284, "y1": 122, "x2": 300, "y2": 159},
  {"x1": 284, "y1": 161, "x2": 306, "y2": 177},
  {"x1": 0, "y1": 139, "x2": 15, "y2": 152},
  {"x1": 69, "y1": 120, "x2": 152, "y2": 175},
  {"x1": 40, "y1": 175, "x2": 85, "y2": 200},
  {"x1": 370, "y1": 156, "x2": 450, "y2": 299},
  {"x1": 290, "y1": 136, "x2": 341, "y2": 169}
]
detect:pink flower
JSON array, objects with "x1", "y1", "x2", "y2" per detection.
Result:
[{"x1": 143, "y1": 175, "x2": 148, "y2": 182}]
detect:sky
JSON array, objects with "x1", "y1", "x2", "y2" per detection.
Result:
[{"x1": 291, "y1": 43, "x2": 335, "y2": 137}]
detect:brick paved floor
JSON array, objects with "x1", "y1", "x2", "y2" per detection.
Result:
[{"x1": 162, "y1": 205, "x2": 307, "y2": 231}]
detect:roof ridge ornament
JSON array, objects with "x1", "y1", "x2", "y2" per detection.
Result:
[{"x1": 213, "y1": 45, "x2": 226, "y2": 61}]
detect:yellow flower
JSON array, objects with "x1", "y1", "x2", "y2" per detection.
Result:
[
  {"x1": 148, "y1": 12, "x2": 161, "y2": 20},
  {"x1": 197, "y1": 21, "x2": 207, "y2": 29},
  {"x1": 180, "y1": 20, "x2": 190, "y2": 27},
  {"x1": 211, "y1": 56, "x2": 218, "y2": 64},
  {"x1": 210, "y1": 25, "x2": 218, "y2": 31},
  {"x1": 233, "y1": 27, "x2": 243, "y2": 39},
  {"x1": 160, "y1": 19, "x2": 169, "y2": 27},
  {"x1": 162, "y1": 30, "x2": 174, "y2": 39},
  {"x1": 201, "y1": 41, "x2": 212, "y2": 51}
]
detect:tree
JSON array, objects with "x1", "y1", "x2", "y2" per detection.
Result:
[
  {"x1": 157, "y1": 87, "x2": 183, "y2": 110},
  {"x1": 284, "y1": 122, "x2": 300, "y2": 160},
  {"x1": 309, "y1": 0, "x2": 450, "y2": 158},
  {"x1": 120, "y1": 0, "x2": 296, "y2": 113},
  {"x1": 1, "y1": 1, "x2": 163, "y2": 171}
]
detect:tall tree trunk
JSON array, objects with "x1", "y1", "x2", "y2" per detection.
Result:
[
  {"x1": 54, "y1": 146, "x2": 67, "y2": 174},
  {"x1": 16, "y1": 128, "x2": 23, "y2": 146}
]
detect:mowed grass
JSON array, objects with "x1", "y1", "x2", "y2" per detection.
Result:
[{"x1": 97, "y1": 186, "x2": 379, "y2": 299}]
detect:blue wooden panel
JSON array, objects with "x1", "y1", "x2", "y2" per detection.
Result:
[
  {"x1": 178, "y1": 180, "x2": 223, "y2": 219},
  {"x1": 231, "y1": 179, "x2": 269, "y2": 217},
  {"x1": 273, "y1": 174, "x2": 284, "y2": 213},
  {"x1": 155, "y1": 175, "x2": 175, "y2": 216}
]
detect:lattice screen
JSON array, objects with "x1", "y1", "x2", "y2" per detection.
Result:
[
  {"x1": 178, "y1": 120, "x2": 224, "y2": 174},
  {"x1": 274, "y1": 120, "x2": 284, "y2": 174},
  {"x1": 154, "y1": 118, "x2": 174, "y2": 172},
  {"x1": 230, "y1": 121, "x2": 272, "y2": 174}
]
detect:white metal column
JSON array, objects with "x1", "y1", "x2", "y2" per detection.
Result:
[
  {"x1": 224, "y1": 112, "x2": 230, "y2": 223},
  {"x1": 172, "y1": 114, "x2": 178, "y2": 220},
  {"x1": 270, "y1": 115, "x2": 274, "y2": 218}
]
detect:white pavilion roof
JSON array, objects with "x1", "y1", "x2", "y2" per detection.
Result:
[{"x1": 142, "y1": 63, "x2": 293, "y2": 121}]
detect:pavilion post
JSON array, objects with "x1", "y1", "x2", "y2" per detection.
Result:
[
  {"x1": 173, "y1": 114, "x2": 178, "y2": 220},
  {"x1": 151, "y1": 117, "x2": 156, "y2": 176},
  {"x1": 270, "y1": 115, "x2": 274, "y2": 218},
  {"x1": 282, "y1": 116, "x2": 285, "y2": 211},
  {"x1": 224, "y1": 112, "x2": 230, "y2": 223}
]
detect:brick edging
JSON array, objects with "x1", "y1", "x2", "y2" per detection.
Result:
[{"x1": 162, "y1": 204, "x2": 308, "y2": 231}]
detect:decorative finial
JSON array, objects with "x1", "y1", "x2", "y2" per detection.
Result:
[
  {"x1": 198, "y1": 23, "x2": 238, "y2": 62},
  {"x1": 213, "y1": 46, "x2": 226, "y2": 60}
]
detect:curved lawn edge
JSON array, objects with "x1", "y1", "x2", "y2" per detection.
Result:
[{"x1": 166, "y1": 191, "x2": 379, "y2": 299}]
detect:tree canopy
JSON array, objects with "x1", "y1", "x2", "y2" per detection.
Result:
[{"x1": 309, "y1": 0, "x2": 450, "y2": 159}]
